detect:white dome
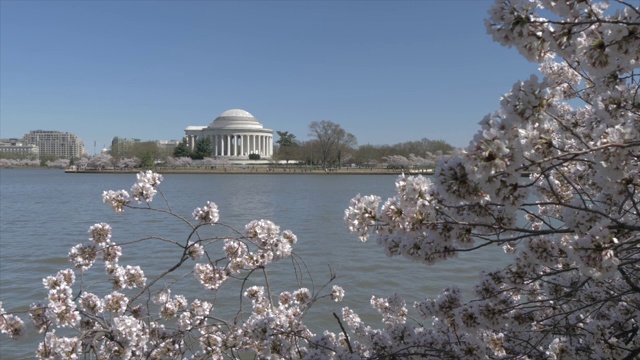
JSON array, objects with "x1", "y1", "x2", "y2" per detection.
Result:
[
  {"x1": 219, "y1": 109, "x2": 254, "y2": 118},
  {"x1": 209, "y1": 108, "x2": 265, "y2": 130}
]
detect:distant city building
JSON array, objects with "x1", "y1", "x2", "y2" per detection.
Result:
[
  {"x1": 156, "y1": 139, "x2": 180, "y2": 150},
  {"x1": 110, "y1": 137, "x2": 180, "y2": 157},
  {"x1": 110, "y1": 137, "x2": 142, "y2": 157},
  {"x1": 184, "y1": 109, "x2": 273, "y2": 159},
  {"x1": 0, "y1": 138, "x2": 40, "y2": 159},
  {"x1": 22, "y1": 130, "x2": 87, "y2": 159}
]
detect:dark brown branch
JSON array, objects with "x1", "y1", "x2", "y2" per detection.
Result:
[{"x1": 333, "y1": 312, "x2": 353, "y2": 354}]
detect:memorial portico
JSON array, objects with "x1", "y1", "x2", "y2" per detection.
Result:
[{"x1": 184, "y1": 109, "x2": 273, "y2": 159}]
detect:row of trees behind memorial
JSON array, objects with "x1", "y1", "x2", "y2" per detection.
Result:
[{"x1": 170, "y1": 119, "x2": 456, "y2": 168}]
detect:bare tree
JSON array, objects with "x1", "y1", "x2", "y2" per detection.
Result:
[{"x1": 308, "y1": 120, "x2": 357, "y2": 167}]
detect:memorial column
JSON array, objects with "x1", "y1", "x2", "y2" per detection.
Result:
[{"x1": 253, "y1": 135, "x2": 257, "y2": 155}]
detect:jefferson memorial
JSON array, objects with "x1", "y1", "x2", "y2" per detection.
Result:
[{"x1": 184, "y1": 109, "x2": 273, "y2": 159}]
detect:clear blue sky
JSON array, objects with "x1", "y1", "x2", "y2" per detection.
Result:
[{"x1": 1, "y1": 0, "x2": 538, "y2": 155}]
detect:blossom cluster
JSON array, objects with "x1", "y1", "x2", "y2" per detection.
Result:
[
  {"x1": 2, "y1": 170, "x2": 348, "y2": 359},
  {"x1": 193, "y1": 219, "x2": 298, "y2": 291},
  {"x1": 102, "y1": 170, "x2": 164, "y2": 212},
  {"x1": 0, "y1": 301, "x2": 24, "y2": 339},
  {"x1": 192, "y1": 201, "x2": 219, "y2": 224},
  {"x1": 130, "y1": 170, "x2": 163, "y2": 203}
]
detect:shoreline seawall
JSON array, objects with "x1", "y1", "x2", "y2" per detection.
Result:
[{"x1": 65, "y1": 167, "x2": 435, "y2": 176}]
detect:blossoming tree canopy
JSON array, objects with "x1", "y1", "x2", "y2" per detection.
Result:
[
  {"x1": 2, "y1": 0, "x2": 639, "y2": 359},
  {"x1": 343, "y1": 0, "x2": 639, "y2": 358}
]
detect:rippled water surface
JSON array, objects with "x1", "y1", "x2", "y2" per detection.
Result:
[{"x1": 0, "y1": 169, "x2": 511, "y2": 358}]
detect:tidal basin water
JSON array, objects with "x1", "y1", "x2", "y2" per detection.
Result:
[{"x1": 0, "y1": 169, "x2": 511, "y2": 358}]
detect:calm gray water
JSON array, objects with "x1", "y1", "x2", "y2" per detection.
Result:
[{"x1": 0, "y1": 169, "x2": 511, "y2": 358}]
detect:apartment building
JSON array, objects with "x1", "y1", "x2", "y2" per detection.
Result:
[{"x1": 22, "y1": 130, "x2": 87, "y2": 159}]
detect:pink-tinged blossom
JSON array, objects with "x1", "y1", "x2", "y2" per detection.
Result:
[
  {"x1": 102, "y1": 242, "x2": 122, "y2": 263},
  {"x1": 292, "y1": 288, "x2": 311, "y2": 305},
  {"x1": 46, "y1": 285, "x2": 80, "y2": 328},
  {"x1": 194, "y1": 263, "x2": 228, "y2": 290},
  {"x1": 244, "y1": 220, "x2": 297, "y2": 262},
  {"x1": 79, "y1": 292, "x2": 104, "y2": 316},
  {"x1": 244, "y1": 286, "x2": 264, "y2": 303},
  {"x1": 68, "y1": 243, "x2": 98, "y2": 270},
  {"x1": 123, "y1": 265, "x2": 146, "y2": 288},
  {"x1": 107, "y1": 264, "x2": 146, "y2": 289},
  {"x1": 192, "y1": 201, "x2": 220, "y2": 224},
  {"x1": 177, "y1": 299, "x2": 213, "y2": 331},
  {"x1": 245, "y1": 219, "x2": 280, "y2": 246},
  {"x1": 278, "y1": 230, "x2": 297, "y2": 258},
  {"x1": 223, "y1": 239, "x2": 246, "y2": 261},
  {"x1": 36, "y1": 331, "x2": 80, "y2": 360},
  {"x1": 113, "y1": 315, "x2": 149, "y2": 356},
  {"x1": 371, "y1": 294, "x2": 407, "y2": 326},
  {"x1": 186, "y1": 241, "x2": 204, "y2": 261},
  {"x1": 154, "y1": 290, "x2": 188, "y2": 320},
  {"x1": 240, "y1": 287, "x2": 315, "y2": 358},
  {"x1": 0, "y1": 302, "x2": 24, "y2": 338},
  {"x1": 330, "y1": 285, "x2": 345, "y2": 302},
  {"x1": 223, "y1": 239, "x2": 249, "y2": 273},
  {"x1": 279, "y1": 291, "x2": 293, "y2": 306},
  {"x1": 569, "y1": 223, "x2": 621, "y2": 279},
  {"x1": 130, "y1": 183, "x2": 156, "y2": 204},
  {"x1": 88, "y1": 223, "x2": 112, "y2": 244},
  {"x1": 344, "y1": 194, "x2": 381, "y2": 241},
  {"x1": 148, "y1": 322, "x2": 185, "y2": 359},
  {"x1": 102, "y1": 189, "x2": 131, "y2": 213},
  {"x1": 104, "y1": 291, "x2": 129, "y2": 315},
  {"x1": 29, "y1": 303, "x2": 49, "y2": 333},
  {"x1": 43, "y1": 269, "x2": 75, "y2": 290},
  {"x1": 41, "y1": 272, "x2": 80, "y2": 328},
  {"x1": 130, "y1": 170, "x2": 163, "y2": 203}
]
